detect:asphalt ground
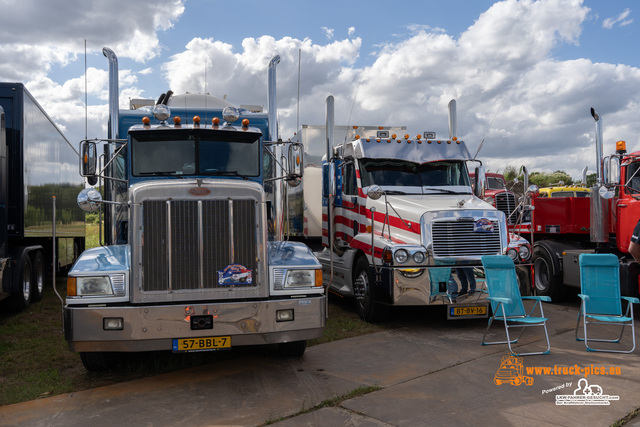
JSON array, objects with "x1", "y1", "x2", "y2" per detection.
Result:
[{"x1": 1, "y1": 297, "x2": 639, "y2": 427}]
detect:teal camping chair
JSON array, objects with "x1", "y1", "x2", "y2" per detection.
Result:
[
  {"x1": 480, "y1": 255, "x2": 551, "y2": 356},
  {"x1": 576, "y1": 253, "x2": 639, "y2": 353}
]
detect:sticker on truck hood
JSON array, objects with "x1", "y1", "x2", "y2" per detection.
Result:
[
  {"x1": 473, "y1": 218, "x2": 494, "y2": 233},
  {"x1": 218, "y1": 264, "x2": 253, "y2": 285}
]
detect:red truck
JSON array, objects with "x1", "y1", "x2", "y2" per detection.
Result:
[
  {"x1": 519, "y1": 108, "x2": 640, "y2": 300},
  {"x1": 470, "y1": 172, "x2": 519, "y2": 229}
]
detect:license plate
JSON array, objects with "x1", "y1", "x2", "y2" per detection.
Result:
[
  {"x1": 172, "y1": 336, "x2": 231, "y2": 353},
  {"x1": 450, "y1": 306, "x2": 487, "y2": 317}
]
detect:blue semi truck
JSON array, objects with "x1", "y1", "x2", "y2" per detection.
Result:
[
  {"x1": 65, "y1": 48, "x2": 325, "y2": 371},
  {"x1": 0, "y1": 83, "x2": 85, "y2": 313}
]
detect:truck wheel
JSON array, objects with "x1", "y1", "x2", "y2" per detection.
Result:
[
  {"x1": 533, "y1": 244, "x2": 565, "y2": 300},
  {"x1": 279, "y1": 340, "x2": 307, "y2": 357},
  {"x1": 516, "y1": 266, "x2": 531, "y2": 296},
  {"x1": 9, "y1": 255, "x2": 33, "y2": 312},
  {"x1": 31, "y1": 251, "x2": 46, "y2": 302},
  {"x1": 80, "y1": 352, "x2": 115, "y2": 372},
  {"x1": 353, "y1": 257, "x2": 389, "y2": 323}
]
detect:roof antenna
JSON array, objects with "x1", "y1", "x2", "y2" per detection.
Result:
[
  {"x1": 346, "y1": 69, "x2": 364, "y2": 142},
  {"x1": 84, "y1": 39, "x2": 87, "y2": 141},
  {"x1": 296, "y1": 48, "x2": 301, "y2": 134},
  {"x1": 474, "y1": 79, "x2": 515, "y2": 160}
]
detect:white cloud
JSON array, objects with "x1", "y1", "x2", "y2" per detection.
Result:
[
  {"x1": 602, "y1": 8, "x2": 632, "y2": 29},
  {"x1": 321, "y1": 27, "x2": 335, "y2": 39},
  {"x1": 3, "y1": 0, "x2": 640, "y2": 183}
]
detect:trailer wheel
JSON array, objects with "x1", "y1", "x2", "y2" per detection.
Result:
[
  {"x1": 9, "y1": 255, "x2": 33, "y2": 312},
  {"x1": 279, "y1": 340, "x2": 307, "y2": 357},
  {"x1": 80, "y1": 352, "x2": 115, "y2": 372},
  {"x1": 353, "y1": 257, "x2": 389, "y2": 323},
  {"x1": 533, "y1": 244, "x2": 565, "y2": 300},
  {"x1": 31, "y1": 251, "x2": 46, "y2": 302}
]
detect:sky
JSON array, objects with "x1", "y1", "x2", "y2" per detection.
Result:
[{"x1": 0, "y1": 0, "x2": 638, "y2": 181}]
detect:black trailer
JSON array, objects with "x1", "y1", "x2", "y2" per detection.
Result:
[{"x1": 0, "y1": 83, "x2": 85, "y2": 312}]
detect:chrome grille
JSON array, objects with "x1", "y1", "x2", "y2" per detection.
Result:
[
  {"x1": 431, "y1": 219, "x2": 502, "y2": 257},
  {"x1": 141, "y1": 199, "x2": 257, "y2": 292},
  {"x1": 495, "y1": 192, "x2": 517, "y2": 224}
]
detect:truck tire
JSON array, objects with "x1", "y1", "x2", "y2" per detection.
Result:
[
  {"x1": 9, "y1": 255, "x2": 33, "y2": 312},
  {"x1": 353, "y1": 257, "x2": 389, "y2": 323},
  {"x1": 516, "y1": 265, "x2": 531, "y2": 296},
  {"x1": 80, "y1": 352, "x2": 115, "y2": 372},
  {"x1": 279, "y1": 340, "x2": 307, "y2": 357},
  {"x1": 31, "y1": 251, "x2": 46, "y2": 302},
  {"x1": 533, "y1": 243, "x2": 565, "y2": 301}
]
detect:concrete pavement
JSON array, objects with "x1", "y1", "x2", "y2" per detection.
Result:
[{"x1": 1, "y1": 300, "x2": 639, "y2": 426}]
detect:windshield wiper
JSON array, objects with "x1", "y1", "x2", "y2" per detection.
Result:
[
  {"x1": 422, "y1": 187, "x2": 467, "y2": 195},
  {"x1": 210, "y1": 170, "x2": 248, "y2": 179}
]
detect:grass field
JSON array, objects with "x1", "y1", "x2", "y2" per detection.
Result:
[{"x1": 0, "y1": 223, "x2": 385, "y2": 406}]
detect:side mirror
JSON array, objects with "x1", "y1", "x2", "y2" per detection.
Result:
[
  {"x1": 474, "y1": 166, "x2": 486, "y2": 199},
  {"x1": 366, "y1": 185, "x2": 383, "y2": 200},
  {"x1": 605, "y1": 156, "x2": 620, "y2": 186},
  {"x1": 81, "y1": 141, "x2": 97, "y2": 176},
  {"x1": 287, "y1": 143, "x2": 304, "y2": 179},
  {"x1": 322, "y1": 162, "x2": 335, "y2": 199},
  {"x1": 77, "y1": 188, "x2": 102, "y2": 212}
]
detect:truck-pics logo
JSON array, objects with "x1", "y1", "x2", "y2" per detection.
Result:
[
  {"x1": 494, "y1": 355, "x2": 534, "y2": 386},
  {"x1": 474, "y1": 218, "x2": 494, "y2": 233}
]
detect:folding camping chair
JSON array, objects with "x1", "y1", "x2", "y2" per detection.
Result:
[
  {"x1": 576, "y1": 253, "x2": 639, "y2": 353},
  {"x1": 480, "y1": 255, "x2": 552, "y2": 356}
]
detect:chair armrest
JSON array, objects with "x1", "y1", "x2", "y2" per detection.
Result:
[
  {"x1": 621, "y1": 296, "x2": 640, "y2": 304},
  {"x1": 577, "y1": 294, "x2": 589, "y2": 301},
  {"x1": 487, "y1": 296, "x2": 512, "y2": 304},
  {"x1": 522, "y1": 296, "x2": 551, "y2": 302}
]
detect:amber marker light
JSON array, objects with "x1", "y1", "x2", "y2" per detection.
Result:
[
  {"x1": 142, "y1": 116, "x2": 150, "y2": 125},
  {"x1": 404, "y1": 134, "x2": 410, "y2": 139},
  {"x1": 212, "y1": 117, "x2": 220, "y2": 126},
  {"x1": 242, "y1": 118, "x2": 250, "y2": 127},
  {"x1": 67, "y1": 277, "x2": 77, "y2": 296},
  {"x1": 173, "y1": 116, "x2": 181, "y2": 125},
  {"x1": 355, "y1": 135, "x2": 360, "y2": 140},
  {"x1": 617, "y1": 140, "x2": 627, "y2": 151},
  {"x1": 193, "y1": 115, "x2": 201, "y2": 125},
  {"x1": 392, "y1": 134, "x2": 397, "y2": 139}
]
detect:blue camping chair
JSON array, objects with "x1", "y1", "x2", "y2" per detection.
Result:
[
  {"x1": 429, "y1": 262, "x2": 455, "y2": 303},
  {"x1": 480, "y1": 255, "x2": 551, "y2": 356},
  {"x1": 576, "y1": 253, "x2": 639, "y2": 353}
]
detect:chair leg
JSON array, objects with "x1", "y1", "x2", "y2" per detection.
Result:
[{"x1": 582, "y1": 305, "x2": 636, "y2": 353}]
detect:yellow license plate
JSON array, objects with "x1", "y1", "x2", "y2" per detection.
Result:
[
  {"x1": 172, "y1": 336, "x2": 231, "y2": 353},
  {"x1": 451, "y1": 306, "x2": 487, "y2": 317}
]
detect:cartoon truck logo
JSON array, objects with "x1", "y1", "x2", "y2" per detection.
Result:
[{"x1": 494, "y1": 355, "x2": 534, "y2": 386}]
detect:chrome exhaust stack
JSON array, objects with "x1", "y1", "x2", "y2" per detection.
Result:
[
  {"x1": 102, "y1": 47, "x2": 119, "y2": 140},
  {"x1": 448, "y1": 99, "x2": 457, "y2": 140},
  {"x1": 590, "y1": 108, "x2": 609, "y2": 243},
  {"x1": 267, "y1": 55, "x2": 284, "y2": 240}
]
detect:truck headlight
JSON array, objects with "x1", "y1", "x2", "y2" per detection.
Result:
[
  {"x1": 394, "y1": 249, "x2": 409, "y2": 264},
  {"x1": 68, "y1": 276, "x2": 113, "y2": 296},
  {"x1": 518, "y1": 245, "x2": 531, "y2": 261},
  {"x1": 507, "y1": 248, "x2": 518, "y2": 261},
  {"x1": 283, "y1": 269, "x2": 322, "y2": 289}
]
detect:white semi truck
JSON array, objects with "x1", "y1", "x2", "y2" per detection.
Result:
[{"x1": 288, "y1": 98, "x2": 511, "y2": 322}]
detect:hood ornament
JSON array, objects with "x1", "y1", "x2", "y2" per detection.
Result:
[{"x1": 457, "y1": 199, "x2": 465, "y2": 208}]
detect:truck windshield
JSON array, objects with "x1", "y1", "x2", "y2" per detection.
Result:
[
  {"x1": 130, "y1": 129, "x2": 260, "y2": 177},
  {"x1": 487, "y1": 176, "x2": 506, "y2": 190},
  {"x1": 359, "y1": 159, "x2": 471, "y2": 189}
]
